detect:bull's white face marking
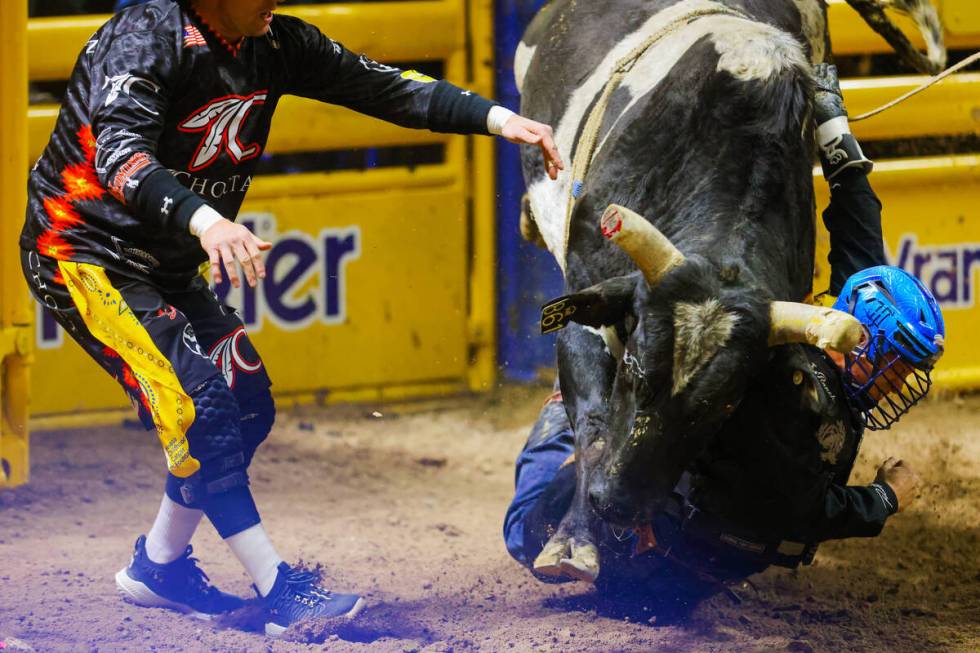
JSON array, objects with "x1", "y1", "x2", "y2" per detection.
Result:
[
  {"x1": 791, "y1": 0, "x2": 828, "y2": 63},
  {"x1": 671, "y1": 299, "x2": 737, "y2": 396},
  {"x1": 584, "y1": 324, "x2": 625, "y2": 361},
  {"x1": 514, "y1": 41, "x2": 537, "y2": 94},
  {"x1": 524, "y1": 0, "x2": 808, "y2": 271}
]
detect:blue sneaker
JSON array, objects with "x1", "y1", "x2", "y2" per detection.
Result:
[
  {"x1": 115, "y1": 535, "x2": 245, "y2": 619},
  {"x1": 263, "y1": 562, "x2": 365, "y2": 638}
]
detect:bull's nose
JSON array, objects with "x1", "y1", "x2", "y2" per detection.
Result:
[
  {"x1": 588, "y1": 478, "x2": 635, "y2": 526},
  {"x1": 589, "y1": 477, "x2": 667, "y2": 527},
  {"x1": 587, "y1": 477, "x2": 610, "y2": 512}
]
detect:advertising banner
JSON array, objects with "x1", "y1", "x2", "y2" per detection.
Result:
[{"x1": 30, "y1": 186, "x2": 472, "y2": 418}]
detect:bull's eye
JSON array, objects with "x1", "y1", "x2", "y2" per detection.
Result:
[{"x1": 719, "y1": 264, "x2": 740, "y2": 284}]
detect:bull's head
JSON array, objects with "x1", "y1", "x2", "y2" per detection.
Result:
[{"x1": 548, "y1": 205, "x2": 863, "y2": 526}]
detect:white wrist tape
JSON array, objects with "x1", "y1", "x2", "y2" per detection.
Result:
[
  {"x1": 487, "y1": 105, "x2": 517, "y2": 136},
  {"x1": 189, "y1": 204, "x2": 226, "y2": 238},
  {"x1": 816, "y1": 116, "x2": 851, "y2": 147}
]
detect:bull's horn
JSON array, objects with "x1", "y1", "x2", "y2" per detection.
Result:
[
  {"x1": 601, "y1": 204, "x2": 685, "y2": 287},
  {"x1": 769, "y1": 302, "x2": 865, "y2": 352}
]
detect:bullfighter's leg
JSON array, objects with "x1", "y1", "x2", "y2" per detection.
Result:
[{"x1": 531, "y1": 325, "x2": 618, "y2": 582}]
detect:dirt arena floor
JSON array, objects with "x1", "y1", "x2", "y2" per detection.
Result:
[{"x1": 1, "y1": 384, "x2": 977, "y2": 652}]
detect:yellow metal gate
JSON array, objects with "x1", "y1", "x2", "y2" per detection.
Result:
[{"x1": 0, "y1": 2, "x2": 31, "y2": 488}]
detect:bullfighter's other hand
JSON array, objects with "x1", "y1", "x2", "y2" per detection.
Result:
[
  {"x1": 875, "y1": 457, "x2": 922, "y2": 512},
  {"x1": 501, "y1": 115, "x2": 565, "y2": 180},
  {"x1": 200, "y1": 218, "x2": 273, "y2": 289}
]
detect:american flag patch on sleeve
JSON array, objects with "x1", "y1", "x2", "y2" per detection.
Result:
[{"x1": 183, "y1": 24, "x2": 207, "y2": 48}]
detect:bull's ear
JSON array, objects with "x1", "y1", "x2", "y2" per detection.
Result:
[{"x1": 540, "y1": 276, "x2": 636, "y2": 335}]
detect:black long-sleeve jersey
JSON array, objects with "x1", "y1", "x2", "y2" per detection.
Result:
[{"x1": 21, "y1": 0, "x2": 497, "y2": 287}]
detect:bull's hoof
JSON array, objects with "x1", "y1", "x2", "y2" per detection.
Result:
[
  {"x1": 532, "y1": 538, "x2": 568, "y2": 577},
  {"x1": 533, "y1": 537, "x2": 600, "y2": 583},
  {"x1": 559, "y1": 541, "x2": 600, "y2": 583}
]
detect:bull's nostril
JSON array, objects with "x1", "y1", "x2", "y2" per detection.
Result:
[
  {"x1": 587, "y1": 487, "x2": 605, "y2": 511},
  {"x1": 587, "y1": 478, "x2": 611, "y2": 513}
]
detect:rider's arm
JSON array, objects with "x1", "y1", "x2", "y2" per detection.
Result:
[
  {"x1": 278, "y1": 15, "x2": 498, "y2": 135},
  {"x1": 822, "y1": 170, "x2": 888, "y2": 295},
  {"x1": 813, "y1": 481, "x2": 899, "y2": 540},
  {"x1": 89, "y1": 32, "x2": 206, "y2": 233}
]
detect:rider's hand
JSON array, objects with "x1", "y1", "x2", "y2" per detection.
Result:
[
  {"x1": 875, "y1": 457, "x2": 922, "y2": 512},
  {"x1": 501, "y1": 115, "x2": 565, "y2": 180},
  {"x1": 200, "y1": 219, "x2": 272, "y2": 289}
]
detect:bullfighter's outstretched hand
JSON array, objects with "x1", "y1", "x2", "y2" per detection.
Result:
[{"x1": 501, "y1": 115, "x2": 565, "y2": 180}]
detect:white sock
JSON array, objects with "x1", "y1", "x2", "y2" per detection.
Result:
[
  {"x1": 145, "y1": 495, "x2": 204, "y2": 564},
  {"x1": 225, "y1": 523, "x2": 283, "y2": 597}
]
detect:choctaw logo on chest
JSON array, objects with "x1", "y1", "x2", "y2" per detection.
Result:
[{"x1": 178, "y1": 91, "x2": 268, "y2": 171}]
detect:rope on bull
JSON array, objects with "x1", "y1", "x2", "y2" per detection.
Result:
[
  {"x1": 851, "y1": 50, "x2": 980, "y2": 122},
  {"x1": 563, "y1": 6, "x2": 748, "y2": 244}
]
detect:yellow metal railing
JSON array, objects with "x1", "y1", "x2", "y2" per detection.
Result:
[
  {"x1": 828, "y1": 0, "x2": 980, "y2": 142},
  {"x1": 27, "y1": 2, "x2": 462, "y2": 81},
  {"x1": 828, "y1": 0, "x2": 980, "y2": 55},
  {"x1": 0, "y1": 1, "x2": 32, "y2": 488},
  {"x1": 847, "y1": 73, "x2": 980, "y2": 141}
]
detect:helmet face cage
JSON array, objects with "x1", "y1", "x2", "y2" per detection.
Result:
[
  {"x1": 842, "y1": 330, "x2": 933, "y2": 431},
  {"x1": 833, "y1": 266, "x2": 945, "y2": 431}
]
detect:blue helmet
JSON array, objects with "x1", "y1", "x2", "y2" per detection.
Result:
[{"x1": 832, "y1": 266, "x2": 945, "y2": 430}]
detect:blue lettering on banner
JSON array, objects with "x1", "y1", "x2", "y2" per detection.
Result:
[
  {"x1": 36, "y1": 307, "x2": 64, "y2": 350},
  {"x1": 888, "y1": 234, "x2": 980, "y2": 310},
  {"x1": 36, "y1": 213, "x2": 362, "y2": 347}
]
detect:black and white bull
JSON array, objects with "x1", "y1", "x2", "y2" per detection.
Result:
[{"x1": 515, "y1": 0, "x2": 946, "y2": 582}]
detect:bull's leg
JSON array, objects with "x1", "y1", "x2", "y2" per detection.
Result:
[
  {"x1": 533, "y1": 325, "x2": 617, "y2": 583},
  {"x1": 531, "y1": 433, "x2": 601, "y2": 582}
]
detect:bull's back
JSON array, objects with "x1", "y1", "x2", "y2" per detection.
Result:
[{"x1": 519, "y1": 0, "x2": 814, "y2": 283}]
